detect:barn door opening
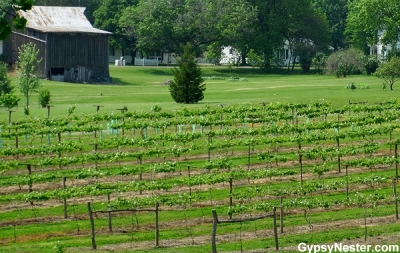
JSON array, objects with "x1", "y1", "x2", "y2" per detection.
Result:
[{"x1": 51, "y1": 67, "x2": 65, "y2": 82}]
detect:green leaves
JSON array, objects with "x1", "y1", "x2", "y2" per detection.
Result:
[
  {"x1": 12, "y1": 15, "x2": 27, "y2": 30},
  {"x1": 0, "y1": 18, "x2": 12, "y2": 40},
  {"x1": 12, "y1": 0, "x2": 34, "y2": 11},
  {"x1": 0, "y1": 0, "x2": 33, "y2": 39}
]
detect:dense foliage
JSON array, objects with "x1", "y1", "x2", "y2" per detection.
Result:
[
  {"x1": 0, "y1": 62, "x2": 12, "y2": 96},
  {"x1": 0, "y1": 0, "x2": 33, "y2": 40}
]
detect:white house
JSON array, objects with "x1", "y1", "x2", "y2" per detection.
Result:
[
  {"x1": 220, "y1": 42, "x2": 298, "y2": 66},
  {"x1": 0, "y1": 41, "x2": 3, "y2": 55},
  {"x1": 109, "y1": 48, "x2": 210, "y2": 66},
  {"x1": 109, "y1": 41, "x2": 298, "y2": 66},
  {"x1": 370, "y1": 30, "x2": 400, "y2": 60}
]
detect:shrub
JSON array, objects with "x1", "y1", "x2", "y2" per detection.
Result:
[
  {"x1": 0, "y1": 93, "x2": 20, "y2": 109},
  {"x1": 325, "y1": 48, "x2": 364, "y2": 77},
  {"x1": 0, "y1": 62, "x2": 13, "y2": 96},
  {"x1": 363, "y1": 55, "x2": 379, "y2": 75},
  {"x1": 312, "y1": 52, "x2": 327, "y2": 74},
  {"x1": 38, "y1": 88, "x2": 51, "y2": 108}
]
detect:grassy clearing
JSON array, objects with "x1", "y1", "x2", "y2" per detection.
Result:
[{"x1": 2, "y1": 65, "x2": 396, "y2": 122}]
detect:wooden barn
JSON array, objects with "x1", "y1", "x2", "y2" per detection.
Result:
[{"x1": 2, "y1": 6, "x2": 112, "y2": 83}]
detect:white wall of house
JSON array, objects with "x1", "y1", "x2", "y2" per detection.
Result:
[
  {"x1": 220, "y1": 46, "x2": 241, "y2": 64},
  {"x1": 109, "y1": 47, "x2": 211, "y2": 65},
  {"x1": 0, "y1": 41, "x2": 3, "y2": 55},
  {"x1": 374, "y1": 41, "x2": 400, "y2": 59},
  {"x1": 372, "y1": 30, "x2": 400, "y2": 60},
  {"x1": 109, "y1": 44, "x2": 299, "y2": 66},
  {"x1": 109, "y1": 48, "x2": 133, "y2": 63},
  {"x1": 220, "y1": 43, "x2": 298, "y2": 66}
]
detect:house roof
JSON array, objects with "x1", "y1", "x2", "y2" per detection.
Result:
[{"x1": 17, "y1": 6, "x2": 112, "y2": 34}]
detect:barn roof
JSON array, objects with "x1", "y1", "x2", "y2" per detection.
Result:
[{"x1": 17, "y1": 6, "x2": 112, "y2": 34}]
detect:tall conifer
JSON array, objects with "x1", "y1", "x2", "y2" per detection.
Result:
[{"x1": 169, "y1": 43, "x2": 205, "y2": 104}]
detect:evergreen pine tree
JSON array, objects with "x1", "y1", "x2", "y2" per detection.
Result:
[{"x1": 169, "y1": 43, "x2": 205, "y2": 104}]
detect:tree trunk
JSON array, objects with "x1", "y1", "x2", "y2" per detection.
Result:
[{"x1": 241, "y1": 51, "x2": 247, "y2": 66}]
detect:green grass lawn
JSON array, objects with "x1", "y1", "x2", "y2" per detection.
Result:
[{"x1": 2, "y1": 65, "x2": 396, "y2": 122}]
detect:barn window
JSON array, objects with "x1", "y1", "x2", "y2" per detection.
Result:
[
  {"x1": 51, "y1": 67, "x2": 65, "y2": 75},
  {"x1": 50, "y1": 68, "x2": 65, "y2": 82}
]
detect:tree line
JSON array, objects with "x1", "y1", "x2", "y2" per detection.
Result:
[{"x1": 2, "y1": 0, "x2": 400, "y2": 69}]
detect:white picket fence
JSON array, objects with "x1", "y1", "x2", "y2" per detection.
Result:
[{"x1": 134, "y1": 57, "x2": 159, "y2": 66}]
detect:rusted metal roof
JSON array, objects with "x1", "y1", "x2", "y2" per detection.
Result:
[{"x1": 17, "y1": 6, "x2": 112, "y2": 34}]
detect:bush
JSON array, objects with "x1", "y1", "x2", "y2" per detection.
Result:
[
  {"x1": 0, "y1": 93, "x2": 20, "y2": 109},
  {"x1": 312, "y1": 52, "x2": 327, "y2": 74},
  {"x1": 38, "y1": 89, "x2": 51, "y2": 108},
  {"x1": 363, "y1": 55, "x2": 379, "y2": 75},
  {"x1": 325, "y1": 48, "x2": 364, "y2": 77},
  {"x1": 0, "y1": 62, "x2": 13, "y2": 96}
]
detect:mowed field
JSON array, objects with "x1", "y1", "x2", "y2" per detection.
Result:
[
  {"x1": 1, "y1": 66, "x2": 400, "y2": 253},
  {"x1": 2, "y1": 65, "x2": 397, "y2": 121}
]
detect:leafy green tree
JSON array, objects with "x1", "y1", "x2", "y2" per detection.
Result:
[
  {"x1": 16, "y1": 42, "x2": 42, "y2": 110},
  {"x1": 38, "y1": 88, "x2": 51, "y2": 108},
  {"x1": 123, "y1": 0, "x2": 255, "y2": 58},
  {"x1": 374, "y1": 57, "x2": 400, "y2": 90},
  {"x1": 0, "y1": 0, "x2": 33, "y2": 40},
  {"x1": 312, "y1": 52, "x2": 327, "y2": 74},
  {"x1": 346, "y1": 0, "x2": 400, "y2": 54},
  {"x1": 312, "y1": 0, "x2": 349, "y2": 50},
  {"x1": 284, "y1": 6, "x2": 330, "y2": 72},
  {"x1": 94, "y1": 0, "x2": 138, "y2": 63},
  {"x1": 0, "y1": 62, "x2": 13, "y2": 96},
  {"x1": 0, "y1": 92, "x2": 19, "y2": 109},
  {"x1": 169, "y1": 44, "x2": 205, "y2": 104},
  {"x1": 244, "y1": 0, "x2": 329, "y2": 71}
]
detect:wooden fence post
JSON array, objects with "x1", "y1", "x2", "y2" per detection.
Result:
[
  {"x1": 394, "y1": 179, "x2": 399, "y2": 219},
  {"x1": 395, "y1": 144, "x2": 398, "y2": 179},
  {"x1": 248, "y1": 143, "x2": 251, "y2": 169},
  {"x1": 27, "y1": 164, "x2": 33, "y2": 206},
  {"x1": 212, "y1": 210, "x2": 218, "y2": 253},
  {"x1": 87, "y1": 202, "x2": 96, "y2": 249},
  {"x1": 280, "y1": 196, "x2": 284, "y2": 233},
  {"x1": 63, "y1": 177, "x2": 67, "y2": 219},
  {"x1": 139, "y1": 155, "x2": 143, "y2": 195},
  {"x1": 299, "y1": 154, "x2": 303, "y2": 186},
  {"x1": 188, "y1": 166, "x2": 192, "y2": 206},
  {"x1": 155, "y1": 202, "x2": 159, "y2": 247},
  {"x1": 94, "y1": 143, "x2": 98, "y2": 171},
  {"x1": 346, "y1": 165, "x2": 349, "y2": 199},
  {"x1": 273, "y1": 207, "x2": 279, "y2": 250},
  {"x1": 336, "y1": 137, "x2": 341, "y2": 173},
  {"x1": 229, "y1": 178, "x2": 233, "y2": 219},
  {"x1": 108, "y1": 193, "x2": 112, "y2": 232}
]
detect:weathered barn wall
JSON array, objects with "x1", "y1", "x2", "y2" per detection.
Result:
[
  {"x1": 2, "y1": 6, "x2": 111, "y2": 83},
  {"x1": 3, "y1": 32, "x2": 46, "y2": 76},
  {"x1": 46, "y1": 33, "x2": 109, "y2": 82}
]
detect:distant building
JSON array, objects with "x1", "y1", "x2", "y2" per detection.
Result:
[
  {"x1": 2, "y1": 6, "x2": 112, "y2": 83},
  {"x1": 370, "y1": 30, "x2": 400, "y2": 60}
]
